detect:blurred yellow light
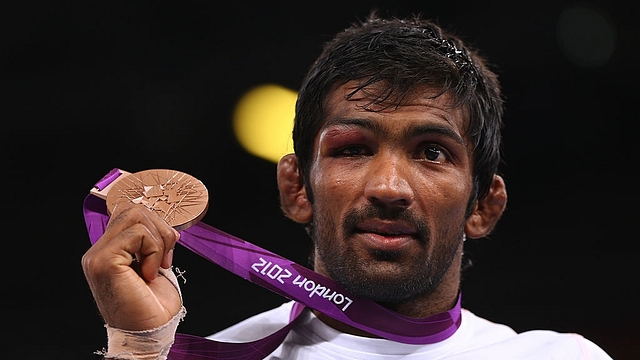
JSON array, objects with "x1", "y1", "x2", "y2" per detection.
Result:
[{"x1": 233, "y1": 84, "x2": 297, "y2": 163}]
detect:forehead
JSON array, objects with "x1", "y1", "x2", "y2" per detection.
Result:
[{"x1": 322, "y1": 81, "x2": 468, "y2": 134}]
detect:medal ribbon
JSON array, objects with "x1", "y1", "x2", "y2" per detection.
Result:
[{"x1": 83, "y1": 169, "x2": 462, "y2": 359}]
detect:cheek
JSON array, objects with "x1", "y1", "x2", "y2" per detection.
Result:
[
  {"x1": 311, "y1": 162, "x2": 363, "y2": 200},
  {"x1": 312, "y1": 176, "x2": 350, "y2": 215},
  {"x1": 417, "y1": 175, "x2": 473, "y2": 222},
  {"x1": 310, "y1": 168, "x2": 364, "y2": 231}
]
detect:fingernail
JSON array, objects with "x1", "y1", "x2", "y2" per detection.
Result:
[{"x1": 164, "y1": 248, "x2": 174, "y2": 268}]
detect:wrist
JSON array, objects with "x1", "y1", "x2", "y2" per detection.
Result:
[
  {"x1": 102, "y1": 267, "x2": 186, "y2": 359},
  {"x1": 103, "y1": 305, "x2": 186, "y2": 360}
]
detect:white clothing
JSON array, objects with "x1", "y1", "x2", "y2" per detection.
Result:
[{"x1": 209, "y1": 301, "x2": 613, "y2": 359}]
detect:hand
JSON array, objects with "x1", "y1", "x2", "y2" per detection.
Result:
[{"x1": 81, "y1": 202, "x2": 182, "y2": 331}]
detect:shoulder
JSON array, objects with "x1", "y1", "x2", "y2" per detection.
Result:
[
  {"x1": 507, "y1": 330, "x2": 613, "y2": 359},
  {"x1": 460, "y1": 309, "x2": 613, "y2": 359}
]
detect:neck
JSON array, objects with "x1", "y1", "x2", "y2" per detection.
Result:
[{"x1": 312, "y1": 246, "x2": 463, "y2": 338}]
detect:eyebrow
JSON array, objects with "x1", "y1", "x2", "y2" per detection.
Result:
[
  {"x1": 323, "y1": 117, "x2": 466, "y2": 146},
  {"x1": 323, "y1": 117, "x2": 381, "y2": 132},
  {"x1": 405, "y1": 124, "x2": 466, "y2": 147}
]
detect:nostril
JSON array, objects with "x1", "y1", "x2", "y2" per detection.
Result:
[
  {"x1": 364, "y1": 171, "x2": 414, "y2": 206},
  {"x1": 368, "y1": 191, "x2": 413, "y2": 208}
]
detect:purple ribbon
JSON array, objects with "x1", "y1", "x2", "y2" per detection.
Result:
[{"x1": 83, "y1": 169, "x2": 462, "y2": 359}]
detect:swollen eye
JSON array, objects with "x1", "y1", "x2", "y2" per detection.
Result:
[{"x1": 340, "y1": 145, "x2": 367, "y2": 156}]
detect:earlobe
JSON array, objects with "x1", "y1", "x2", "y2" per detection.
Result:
[
  {"x1": 465, "y1": 175, "x2": 507, "y2": 239},
  {"x1": 277, "y1": 154, "x2": 313, "y2": 223}
]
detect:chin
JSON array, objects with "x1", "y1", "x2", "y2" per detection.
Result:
[{"x1": 339, "y1": 263, "x2": 432, "y2": 303}]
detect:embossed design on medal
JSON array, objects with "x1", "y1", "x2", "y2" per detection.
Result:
[{"x1": 106, "y1": 169, "x2": 209, "y2": 231}]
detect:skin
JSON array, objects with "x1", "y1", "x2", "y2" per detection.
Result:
[
  {"x1": 278, "y1": 81, "x2": 507, "y2": 336},
  {"x1": 82, "y1": 81, "x2": 507, "y2": 338},
  {"x1": 81, "y1": 203, "x2": 182, "y2": 331}
]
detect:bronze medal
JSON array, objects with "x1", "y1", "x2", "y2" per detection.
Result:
[{"x1": 105, "y1": 169, "x2": 209, "y2": 231}]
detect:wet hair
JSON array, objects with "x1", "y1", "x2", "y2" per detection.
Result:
[{"x1": 292, "y1": 12, "x2": 504, "y2": 207}]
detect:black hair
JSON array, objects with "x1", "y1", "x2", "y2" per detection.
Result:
[{"x1": 293, "y1": 12, "x2": 504, "y2": 208}]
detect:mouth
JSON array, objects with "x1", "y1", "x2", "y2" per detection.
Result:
[{"x1": 354, "y1": 219, "x2": 418, "y2": 252}]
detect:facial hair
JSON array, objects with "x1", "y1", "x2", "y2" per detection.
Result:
[{"x1": 311, "y1": 204, "x2": 465, "y2": 304}]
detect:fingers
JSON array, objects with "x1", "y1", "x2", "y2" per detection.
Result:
[
  {"x1": 81, "y1": 201, "x2": 184, "y2": 330},
  {"x1": 90, "y1": 201, "x2": 180, "y2": 280}
]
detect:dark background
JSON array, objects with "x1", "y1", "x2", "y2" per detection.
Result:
[{"x1": 4, "y1": 1, "x2": 637, "y2": 359}]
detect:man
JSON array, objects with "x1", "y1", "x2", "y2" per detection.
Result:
[{"x1": 82, "y1": 12, "x2": 613, "y2": 359}]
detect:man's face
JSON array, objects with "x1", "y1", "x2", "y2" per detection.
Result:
[{"x1": 307, "y1": 82, "x2": 475, "y2": 303}]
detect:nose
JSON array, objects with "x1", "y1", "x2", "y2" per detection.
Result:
[{"x1": 364, "y1": 153, "x2": 415, "y2": 207}]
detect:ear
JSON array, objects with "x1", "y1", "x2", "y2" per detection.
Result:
[
  {"x1": 277, "y1": 154, "x2": 313, "y2": 223},
  {"x1": 465, "y1": 175, "x2": 507, "y2": 239}
]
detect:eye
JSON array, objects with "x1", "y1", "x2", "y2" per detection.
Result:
[
  {"x1": 337, "y1": 145, "x2": 368, "y2": 156},
  {"x1": 421, "y1": 145, "x2": 448, "y2": 163}
]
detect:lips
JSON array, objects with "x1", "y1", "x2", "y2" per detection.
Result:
[
  {"x1": 355, "y1": 219, "x2": 418, "y2": 252},
  {"x1": 357, "y1": 219, "x2": 417, "y2": 235}
]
